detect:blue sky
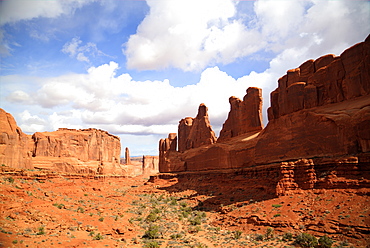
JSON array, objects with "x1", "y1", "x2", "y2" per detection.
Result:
[{"x1": 0, "y1": 0, "x2": 369, "y2": 156}]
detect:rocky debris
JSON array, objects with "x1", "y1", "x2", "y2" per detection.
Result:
[
  {"x1": 219, "y1": 87, "x2": 263, "y2": 141},
  {"x1": 178, "y1": 104, "x2": 217, "y2": 152}
]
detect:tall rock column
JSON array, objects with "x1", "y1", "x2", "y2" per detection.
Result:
[
  {"x1": 219, "y1": 87, "x2": 263, "y2": 141},
  {"x1": 125, "y1": 147, "x2": 131, "y2": 164},
  {"x1": 159, "y1": 133, "x2": 177, "y2": 172},
  {"x1": 178, "y1": 104, "x2": 217, "y2": 152}
]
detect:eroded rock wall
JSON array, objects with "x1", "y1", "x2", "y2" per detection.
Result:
[
  {"x1": 219, "y1": 87, "x2": 263, "y2": 141},
  {"x1": 159, "y1": 35, "x2": 370, "y2": 174},
  {"x1": 0, "y1": 109, "x2": 33, "y2": 169},
  {"x1": 0, "y1": 109, "x2": 124, "y2": 175}
]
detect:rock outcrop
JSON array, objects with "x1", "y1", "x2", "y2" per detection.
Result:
[
  {"x1": 142, "y1": 155, "x2": 159, "y2": 175},
  {"x1": 178, "y1": 104, "x2": 217, "y2": 152},
  {"x1": 0, "y1": 108, "x2": 124, "y2": 175},
  {"x1": 159, "y1": 35, "x2": 370, "y2": 176},
  {"x1": 31, "y1": 128, "x2": 122, "y2": 174},
  {"x1": 0, "y1": 109, "x2": 32, "y2": 169},
  {"x1": 125, "y1": 147, "x2": 131, "y2": 164},
  {"x1": 219, "y1": 87, "x2": 263, "y2": 141}
]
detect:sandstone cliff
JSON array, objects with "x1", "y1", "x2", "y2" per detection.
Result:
[
  {"x1": 178, "y1": 104, "x2": 217, "y2": 152},
  {"x1": 0, "y1": 109, "x2": 124, "y2": 175},
  {"x1": 219, "y1": 87, "x2": 263, "y2": 141},
  {"x1": 0, "y1": 109, "x2": 32, "y2": 169},
  {"x1": 159, "y1": 35, "x2": 370, "y2": 174}
]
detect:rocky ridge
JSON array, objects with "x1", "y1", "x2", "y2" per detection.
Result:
[
  {"x1": 0, "y1": 112, "x2": 124, "y2": 175},
  {"x1": 158, "y1": 35, "x2": 370, "y2": 196}
]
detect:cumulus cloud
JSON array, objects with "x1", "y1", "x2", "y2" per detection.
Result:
[
  {"x1": 124, "y1": 0, "x2": 264, "y2": 71},
  {"x1": 4, "y1": 61, "x2": 264, "y2": 136},
  {"x1": 0, "y1": 0, "x2": 92, "y2": 25},
  {"x1": 125, "y1": 0, "x2": 369, "y2": 72}
]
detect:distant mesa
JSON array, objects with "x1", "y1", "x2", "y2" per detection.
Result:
[{"x1": 0, "y1": 110, "x2": 158, "y2": 176}]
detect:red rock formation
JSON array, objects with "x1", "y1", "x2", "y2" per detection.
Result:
[
  {"x1": 142, "y1": 155, "x2": 159, "y2": 175},
  {"x1": 178, "y1": 104, "x2": 217, "y2": 152},
  {"x1": 125, "y1": 147, "x2": 131, "y2": 164},
  {"x1": 159, "y1": 133, "x2": 179, "y2": 172},
  {"x1": 0, "y1": 109, "x2": 33, "y2": 169},
  {"x1": 219, "y1": 87, "x2": 263, "y2": 141},
  {"x1": 0, "y1": 108, "x2": 124, "y2": 175},
  {"x1": 159, "y1": 35, "x2": 370, "y2": 175}
]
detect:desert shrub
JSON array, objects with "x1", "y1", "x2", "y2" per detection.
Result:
[
  {"x1": 272, "y1": 204, "x2": 282, "y2": 208},
  {"x1": 170, "y1": 233, "x2": 183, "y2": 239},
  {"x1": 93, "y1": 233, "x2": 103, "y2": 240},
  {"x1": 144, "y1": 225, "x2": 160, "y2": 239},
  {"x1": 146, "y1": 212, "x2": 159, "y2": 222},
  {"x1": 5, "y1": 177, "x2": 14, "y2": 183},
  {"x1": 318, "y1": 235, "x2": 333, "y2": 248},
  {"x1": 36, "y1": 226, "x2": 45, "y2": 235},
  {"x1": 265, "y1": 227, "x2": 274, "y2": 239},
  {"x1": 98, "y1": 217, "x2": 104, "y2": 222},
  {"x1": 294, "y1": 233, "x2": 318, "y2": 248},
  {"x1": 189, "y1": 216, "x2": 202, "y2": 226},
  {"x1": 77, "y1": 206, "x2": 84, "y2": 213},
  {"x1": 143, "y1": 240, "x2": 160, "y2": 248},
  {"x1": 255, "y1": 234, "x2": 264, "y2": 241},
  {"x1": 233, "y1": 230, "x2": 243, "y2": 239},
  {"x1": 282, "y1": 232, "x2": 293, "y2": 241}
]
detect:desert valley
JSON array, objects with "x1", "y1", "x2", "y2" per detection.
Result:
[{"x1": 0, "y1": 36, "x2": 369, "y2": 248}]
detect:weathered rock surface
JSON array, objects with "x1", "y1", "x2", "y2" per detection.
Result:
[
  {"x1": 0, "y1": 109, "x2": 33, "y2": 169},
  {"x1": 178, "y1": 104, "x2": 217, "y2": 152},
  {"x1": 125, "y1": 147, "x2": 131, "y2": 165},
  {"x1": 219, "y1": 87, "x2": 263, "y2": 141},
  {"x1": 142, "y1": 155, "x2": 159, "y2": 175},
  {"x1": 0, "y1": 108, "x2": 124, "y2": 175},
  {"x1": 159, "y1": 35, "x2": 370, "y2": 175},
  {"x1": 31, "y1": 128, "x2": 122, "y2": 174}
]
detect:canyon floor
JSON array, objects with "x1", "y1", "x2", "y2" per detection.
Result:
[{"x1": 0, "y1": 166, "x2": 369, "y2": 248}]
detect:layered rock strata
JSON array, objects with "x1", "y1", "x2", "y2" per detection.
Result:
[
  {"x1": 0, "y1": 109, "x2": 33, "y2": 169},
  {"x1": 178, "y1": 104, "x2": 217, "y2": 152},
  {"x1": 0, "y1": 109, "x2": 124, "y2": 175},
  {"x1": 219, "y1": 87, "x2": 263, "y2": 141},
  {"x1": 159, "y1": 35, "x2": 370, "y2": 175}
]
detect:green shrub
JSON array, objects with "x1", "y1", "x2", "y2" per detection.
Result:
[
  {"x1": 36, "y1": 226, "x2": 45, "y2": 235},
  {"x1": 98, "y1": 217, "x2": 104, "y2": 222},
  {"x1": 143, "y1": 240, "x2": 160, "y2": 248},
  {"x1": 170, "y1": 233, "x2": 183, "y2": 239},
  {"x1": 265, "y1": 227, "x2": 274, "y2": 239},
  {"x1": 144, "y1": 225, "x2": 160, "y2": 239},
  {"x1": 5, "y1": 177, "x2": 14, "y2": 183},
  {"x1": 93, "y1": 233, "x2": 103, "y2": 240},
  {"x1": 318, "y1": 235, "x2": 333, "y2": 248},
  {"x1": 282, "y1": 232, "x2": 293, "y2": 241},
  {"x1": 294, "y1": 233, "x2": 318, "y2": 248},
  {"x1": 272, "y1": 204, "x2": 282, "y2": 208},
  {"x1": 146, "y1": 212, "x2": 159, "y2": 222},
  {"x1": 233, "y1": 230, "x2": 242, "y2": 239}
]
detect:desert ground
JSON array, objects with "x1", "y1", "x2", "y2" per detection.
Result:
[{"x1": 0, "y1": 166, "x2": 369, "y2": 248}]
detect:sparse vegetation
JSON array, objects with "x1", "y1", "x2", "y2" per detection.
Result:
[{"x1": 294, "y1": 233, "x2": 318, "y2": 248}]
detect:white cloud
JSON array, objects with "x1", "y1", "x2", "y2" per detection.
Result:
[
  {"x1": 62, "y1": 37, "x2": 111, "y2": 63},
  {"x1": 124, "y1": 0, "x2": 264, "y2": 71},
  {"x1": 125, "y1": 0, "x2": 369, "y2": 72},
  {"x1": 0, "y1": 0, "x2": 93, "y2": 25}
]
